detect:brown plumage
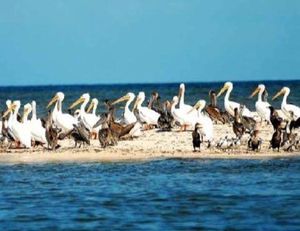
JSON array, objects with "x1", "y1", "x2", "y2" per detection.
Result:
[
  {"x1": 94, "y1": 105, "x2": 135, "y2": 147},
  {"x1": 233, "y1": 108, "x2": 245, "y2": 139},
  {"x1": 239, "y1": 105, "x2": 256, "y2": 132},
  {"x1": 270, "y1": 128, "x2": 281, "y2": 152},
  {"x1": 192, "y1": 123, "x2": 203, "y2": 151},
  {"x1": 71, "y1": 121, "x2": 91, "y2": 148},
  {"x1": 205, "y1": 91, "x2": 225, "y2": 124},
  {"x1": 289, "y1": 111, "x2": 300, "y2": 131},
  {"x1": 248, "y1": 130, "x2": 262, "y2": 151},
  {"x1": 45, "y1": 110, "x2": 61, "y2": 150},
  {"x1": 269, "y1": 106, "x2": 283, "y2": 131}
]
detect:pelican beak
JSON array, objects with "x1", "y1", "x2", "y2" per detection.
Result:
[
  {"x1": 272, "y1": 89, "x2": 284, "y2": 100},
  {"x1": 133, "y1": 97, "x2": 141, "y2": 110},
  {"x1": 87, "y1": 101, "x2": 94, "y2": 113},
  {"x1": 178, "y1": 88, "x2": 183, "y2": 99},
  {"x1": 3, "y1": 103, "x2": 16, "y2": 118},
  {"x1": 69, "y1": 96, "x2": 85, "y2": 109},
  {"x1": 22, "y1": 108, "x2": 29, "y2": 123},
  {"x1": 217, "y1": 85, "x2": 227, "y2": 98},
  {"x1": 23, "y1": 108, "x2": 29, "y2": 116},
  {"x1": 111, "y1": 94, "x2": 130, "y2": 105},
  {"x1": 250, "y1": 87, "x2": 260, "y2": 98},
  {"x1": 47, "y1": 95, "x2": 59, "y2": 108}
]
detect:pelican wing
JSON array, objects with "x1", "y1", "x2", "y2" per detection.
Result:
[{"x1": 139, "y1": 107, "x2": 160, "y2": 125}]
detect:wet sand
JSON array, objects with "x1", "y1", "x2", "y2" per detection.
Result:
[{"x1": 0, "y1": 123, "x2": 299, "y2": 164}]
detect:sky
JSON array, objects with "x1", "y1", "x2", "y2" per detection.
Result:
[{"x1": 0, "y1": 0, "x2": 300, "y2": 86}]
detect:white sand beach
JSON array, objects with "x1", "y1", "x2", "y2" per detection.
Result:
[{"x1": 0, "y1": 123, "x2": 299, "y2": 164}]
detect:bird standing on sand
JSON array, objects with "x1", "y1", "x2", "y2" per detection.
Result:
[
  {"x1": 248, "y1": 130, "x2": 262, "y2": 152},
  {"x1": 192, "y1": 123, "x2": 203, "y2": 152},
  {"x1": 189, "y1": 100, "x2": 214, "y2": 145},
  {"x1": 71, "y1": 121, "x2": 91, "y2": 148},
  {"x1": 233, "y1": 108, "x2": 245, "y2": 139},
  {"x1": 270, "y1": 127, "x2": 282, "y2": 152},
  {"x1": 3, "y1": 101, "x2": 32, "y2": 148}
]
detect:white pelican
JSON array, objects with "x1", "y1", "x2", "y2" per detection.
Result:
[
  {"x1": 170, "y1": 96, "x2": 196, "y2": 131},
  {"x1": 4, "y1": 101, "x2": 31, "y2": 148},
  {"x1": 26, "y1": 101, "x2": 48, "y2": 145},
  {"x1": 87, "y1": 98, "x2": 101, "y2": 136},
  {"x1": 87, "y1": 98, "x2": 99, "y2": 116},
  {"x1": 189, "y1": 100, "x2": 214, "y2": 142},
  {"x1": 217, "y1": 82, "x2": 254, "y2": 118},
  {"x1": 178, "y1": 83, "x2": 193, "y2": 113},
  {"x1": 47, "y1": 92, "x2": 77, "y2": 133},
  {"x1": 22, "y1": 103, "x2": 32, "y2": 124},
  {"x1": 69, "y1": 93, "x2": 100, "y2": 132},
  {"x1": 4, "y1": 100, "x2": 17, "y2": 141},
  {"x1": 250, "y1": 84, "x2": 271, "y2": 122},
  {"x1": 133, "y1": 92, "x2": 160, "y2": 127},
  {"x1": 111, "y1": 92, "x2": 137, "y2": 125},
  {"x1": 272, "y1": 87, "x2": 300, "y2": 120}
]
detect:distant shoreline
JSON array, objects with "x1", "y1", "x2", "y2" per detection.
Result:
[{"x1": 0, "y1": 79, "x2": 299, "y2": 89}]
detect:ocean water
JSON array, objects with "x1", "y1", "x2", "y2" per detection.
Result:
[
  {"x1": 0, "y1": 80, "x2": 300, "y2": 118},
  {"x1": 1, "y1": 80, "x2": 300, "y2": 230},
  {"x1": 0, "y1": 158, "x2": 300, "y2": 230}
]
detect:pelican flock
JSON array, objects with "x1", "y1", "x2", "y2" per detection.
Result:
[{"x1": 0, "y1": 82, "x2": 299, "y2": 153}]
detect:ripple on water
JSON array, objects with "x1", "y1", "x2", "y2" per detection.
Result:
[{"x1": 0, "y1": 158, "x2": 300, "y2": 230}]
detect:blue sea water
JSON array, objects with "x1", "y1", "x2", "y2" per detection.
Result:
[{"x1": 0, "y1": 158, "x2": 300, "y2": 230}]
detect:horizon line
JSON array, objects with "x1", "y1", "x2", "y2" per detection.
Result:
[{"x1": 0, "y1": 78, "x2": 299, "y2": 88}]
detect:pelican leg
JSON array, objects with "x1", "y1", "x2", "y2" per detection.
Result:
[{"x1": 184, "y1": 124, "x2": 188, "y2": 131}]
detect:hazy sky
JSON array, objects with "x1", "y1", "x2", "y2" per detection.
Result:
[{"x1": 0, "y1": 0, "x2": 300, "y2": 86}]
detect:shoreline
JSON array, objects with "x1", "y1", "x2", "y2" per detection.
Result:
[
  {"x1": 0, "y1": 149, "x2": 299, "y2": 164},
  {"x1": 0, "y1": 153, "x2": 300, "y2": 165},
  {"x1": 0, "y1": 123, "x2": 299, "y2": 164}
]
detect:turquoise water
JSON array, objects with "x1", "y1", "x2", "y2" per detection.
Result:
[{"x1": 0, "y1": 158, "x2": 300, "y2": 230}]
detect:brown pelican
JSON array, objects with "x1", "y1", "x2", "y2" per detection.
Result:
[
  {"x1": 205, "y1": 90, "x2": 225, "y2": 124},
  {"x1": 71, "y1": 121, "x2": 91, "y2": 148},
  {"x1": 269, "y1": 106, "x2": 283, "y2": 130},
  {"x1": 233, "y1": 108, "x2": 245, "y2": 139}
]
